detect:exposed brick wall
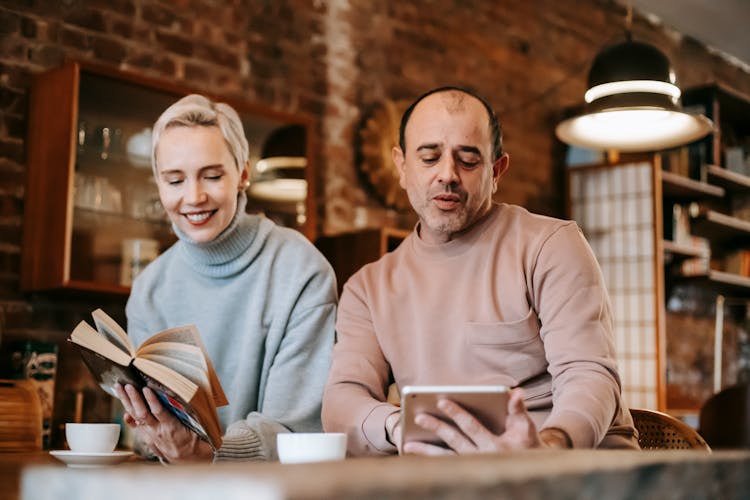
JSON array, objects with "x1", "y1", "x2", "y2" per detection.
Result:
[{"x1": 0, "y1": 0, "x2": 748, "y2": 445}]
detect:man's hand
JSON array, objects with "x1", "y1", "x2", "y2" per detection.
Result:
[
  {"x1": 385, "y1": 411, "x2": 403, "y2": 454},
  {"x1": 116, "y1": 384, "x2": 214, "y2": 463},
  {"x1": 402, "y1": 388, "x2": 569, "y2": 455}
]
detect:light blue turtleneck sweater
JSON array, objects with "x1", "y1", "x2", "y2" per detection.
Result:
[{"x1": 126, "y1": 194, "x2": 337, "y2": 461}]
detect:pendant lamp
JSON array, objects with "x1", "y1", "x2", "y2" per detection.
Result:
[
  {"x1": 250, "y1": 125, "x2": 307, "y2": 203},
  {"x1": 555, "y1": 7, "x2": 712, "y2": 152}
]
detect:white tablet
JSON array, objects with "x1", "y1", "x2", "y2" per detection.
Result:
[{"x1": 400, "y1": 385, "x2": 509, "y2": 448}]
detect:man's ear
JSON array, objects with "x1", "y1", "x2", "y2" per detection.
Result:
[
  {"x1": 393, "y1": 146, "x2": 407, "y2": 189},
  {"x1": 492, "y1": 153, "x2": 510, "y2": 193}
]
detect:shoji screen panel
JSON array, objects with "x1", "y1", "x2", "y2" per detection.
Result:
[{"x1": 568, "y1": 162, "x2": 661, "y2": 409}]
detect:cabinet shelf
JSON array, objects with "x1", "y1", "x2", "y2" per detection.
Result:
[
  {"x1": 703, "y1": 164, "x2": 750, "y2": 194},
  {"x1": 662, "y1": 239, "x2": 708, "y2": 263},
  {"x1": 661, "y1": 171, "x2": 724, "y2": 200},
  {"x1": 674, "y1": 270, "x2": 750, "y2": 297},
  {"x1": 691, "y1": 209, "x2": 750, "y2": 248}
]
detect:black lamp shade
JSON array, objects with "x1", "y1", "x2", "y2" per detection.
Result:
[
  {"x1": 555, "y1": 39, "x2": 712, "y2": 152},
  {"x1": 588, "y1": 41, "x2": 674, "y2": 89}
]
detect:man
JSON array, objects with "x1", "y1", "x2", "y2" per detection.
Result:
[{"x1": 322, "y1": 87, "x2": 638, "y2": 455}]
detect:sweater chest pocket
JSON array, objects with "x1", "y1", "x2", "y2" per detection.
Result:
[
  {"x1": 466, "y1": 308, "x2": 540, "y2": 346},
  {"x1": 465, "y1": 309, "x2": 546, "y2": 380}
]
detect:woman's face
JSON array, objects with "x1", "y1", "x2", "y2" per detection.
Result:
[{"x1": 155, "y1": 125, "x2": 247, "y2": 243}]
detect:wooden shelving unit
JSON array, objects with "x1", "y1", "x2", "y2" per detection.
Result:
[
  {"x1": 691, "y1": 209, "x2": 750, "y2": 249},
  {"x1": 674, "y1": 270, "x2": 750, "y2": 297},
  {"x1": 661, "y1": 170, "x2": 724, "y2": 200},
  {"x1": 662, "y1": 239, "x2": 708, "y2": 263},
  {"x1": 704, "y1": 164, "x2": 750, "y2": 194}
]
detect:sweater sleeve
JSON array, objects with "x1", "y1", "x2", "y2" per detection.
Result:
[
  {"x1": 532, "y1": 223, "x2": 623, "y2": 448},
  {"x1": 322, "y1": 274, "x2": 400, "y2": 456},
  {"x1": 215, "y1": 261, "x2": 338, "y2": 462}
]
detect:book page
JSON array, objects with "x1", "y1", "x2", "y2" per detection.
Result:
[
  {"x1": 70, "y1": 321, "x2": 132, "y2": 366},
  {"x1": 137, "y1": 342, "x2": 207, "y2": 373},
  {"x1": 140, "y1": 353, "x2": 212, "y2": 399},
  {"x1": 139, "y1": 325, "x2": 227, "y2": 407},
  {"x1": 91, "y1": 309, "x2": 135, "y2": 356},
  {"x1": 132, "y1": 357, "x2": 197, "y2": 402}
]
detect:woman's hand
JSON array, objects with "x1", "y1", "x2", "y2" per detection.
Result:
[
  {"x1": 402, "y1": 388, "x2": 569, "y2": 455},
  {"x1": 116, "y1": 384, "x2": 214, "y2": 463}
]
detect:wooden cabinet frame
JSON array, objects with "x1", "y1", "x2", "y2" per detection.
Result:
[{"x1": 22, "y1": 60, "x2": 318, "y2": 294}]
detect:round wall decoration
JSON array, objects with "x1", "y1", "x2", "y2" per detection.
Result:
[{"x1": 359, "y1": 99, "x2": 412, "y2": 211}]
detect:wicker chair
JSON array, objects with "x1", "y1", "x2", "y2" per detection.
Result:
[{"x1": 630, "y1": 408, "x2": 711, "y2": 451}]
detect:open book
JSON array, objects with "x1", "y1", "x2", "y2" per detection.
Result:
[{"x1": 69, "y1": 309, "x2": 228, "y2": 449}]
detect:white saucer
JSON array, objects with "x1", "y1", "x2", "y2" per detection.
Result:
[{"x1": 49, "y1": 450, "x2": 134, "y2": 468}]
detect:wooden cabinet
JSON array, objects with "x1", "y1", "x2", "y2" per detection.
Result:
[
  {"x1": 315, "y1": 227, "x2": 410, "y2": 294},
  {"x1": 22, "y1": 61, "x2": 317, "y2": 295},
  {"x1": 566, "y1": 84, "x2": 750, "y2": 416}
]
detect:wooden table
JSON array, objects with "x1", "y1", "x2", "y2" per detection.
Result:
[
  {"x1": 0, "y1": 452, "x2": 54, "y2": 500},
  {"x1": 7, "y1": 449, "x2": 750, "y2": 500}
]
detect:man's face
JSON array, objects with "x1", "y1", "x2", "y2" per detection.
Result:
[{"x1": 394, "y1": 91, "x2": 508, "y2": 244}]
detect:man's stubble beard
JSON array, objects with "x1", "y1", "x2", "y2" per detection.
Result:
[{"x1": 408, "y1": 190, "x2": 471, "y2": 237}]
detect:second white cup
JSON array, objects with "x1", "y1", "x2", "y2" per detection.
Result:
[{"x1": 277, "y1": 432, "x2": 347, "y2": 464}]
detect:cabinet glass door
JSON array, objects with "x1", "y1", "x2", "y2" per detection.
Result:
[{"x1": 23, "y1": 62, "x2": 315, "y2": 294}]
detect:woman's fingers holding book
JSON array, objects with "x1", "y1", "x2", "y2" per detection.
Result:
[
  {"x1": 115, "y1": 385, "x2": 138, "y2": 427},
  {"x1": 142, "y1": 387, "x2": 170, "y2": 423},
  {"x1": 119, "y1": 384, "x2": 158, "y2": 427}
]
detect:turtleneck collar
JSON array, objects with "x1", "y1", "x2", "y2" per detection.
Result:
[
  {"x1": 173, "y1": 191, "x2": 262, "y2": 277},
  {"x1": 409, "y1": 203, "x2": 500, "y2": 260}
]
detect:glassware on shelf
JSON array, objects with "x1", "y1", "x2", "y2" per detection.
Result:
[
  {"x1": 120, "y1": 238, "x2": 159, "y2": 286},
  {"x1": 74, "y1": 174, "x2": 122, "y2": 214},
  {"x1": 126, "y1": 128, "x2": 153, "y2": 169},
  {"x1": 95, "y1": 125, "x2": 123, "y2": 161}
]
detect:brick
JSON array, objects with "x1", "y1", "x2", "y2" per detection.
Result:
[
  {"x1": 155, "y1": 31, "x2": 193, "y2": 57},
  {"x1": 298, "y1": 93, "x2": 325, "y2": 118},
  {"x1": 194, "y1": 43, "x2": 238, "y2": 71},
  {"x1": 0, "y1": 193, "x2": 23, "y2": 218},
  {"x1": 32, "y1": 18, "x2": 59, "y2": 43},
  {"x1": 0, "y1": 87, "x2": 24, "y2": 112},
  {"x1": 90, "y1": 0, "x2": 136, "y2": 17},
  {"x1": 91, "y1": 35, "x2": 127, "y2": 63},
  {"x1": 0, "y1": 249, "x2": 21, "y2": 276},
  {"x1": 0, "y1": 225, "x2": 22, "y2": 247},
  {"x1": 0, "y1": 138, "x2": 24, "y2": 164},
  {"x1": 64, "y1": 8, "x2": 106, "y2": 33},
  {"x1": 0, "y1": 36, "x2": 27, "y2": 61},
  {"x1": 59, "y1": 27, "x2": 90, "y2": 51},
  {"x1": 19, "y1": 16, "x2": 36, "y2": 38},
  {"x1": 0, "y1": 11, "x2": 19, "y2": 35},
  {"x1": 2, "y1": 114, "x2": 26, "y2": 139},
  {"x1": 26, "y1": 44, "x2": 65, "y2": 68},
  {"x1": 124, "y1": 52, "x2": 176, "y2": 75},
  {"x1": 139, "y1": 4, "x2": 172, "y2": 25},
  {"x1": 109, "y1": 19, "x2": 134, "y2": 39},
  {"x1": 183, "y1": 62, "x2": 209, "y2": 83}
]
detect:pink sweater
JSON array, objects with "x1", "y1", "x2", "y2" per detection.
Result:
[{"x1": 322, "y1": 203, "x2": 638, "y2": 455}]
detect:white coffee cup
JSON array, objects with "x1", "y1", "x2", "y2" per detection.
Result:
[
  {"x1": 277, "y1": 432, "x2": 347, "y2": 464},
  {"x1": 65, "y1": 423, "x2": 120, "y2": 453}
]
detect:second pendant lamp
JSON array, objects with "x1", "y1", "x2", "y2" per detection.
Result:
[{"x1": 556, "y1": 26, "x2": 712, "y2": 152}]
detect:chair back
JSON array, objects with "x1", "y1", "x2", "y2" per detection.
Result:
[
  {"x1": 630, "y1": 408, "x2": 711, "y2": 451},
  {"x1": 0, "y1": 379, "x2": 42, "y2": 451},
  {"x1": 699, "y1": 383, "x2": 750, "y2": 449}
]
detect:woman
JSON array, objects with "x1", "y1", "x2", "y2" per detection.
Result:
[{"x1": 116, "y1": 94, "x2": 337, "y2": 463}]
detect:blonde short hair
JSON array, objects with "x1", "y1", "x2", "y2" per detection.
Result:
[{"x1": 151, "y1": 94, "x2": 249, "y2": 176}]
